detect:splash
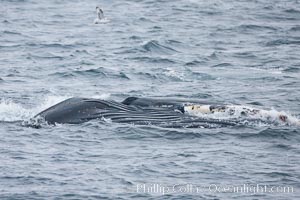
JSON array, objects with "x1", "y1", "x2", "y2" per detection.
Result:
[
  {"x1": 94, "y1": 18, "x2": 110, "y2": 24},
  {"x1": 0, "y1": 96, "x2": 68, "y2": 122},
  {"x1": 0, "y1": 94, "x2": 111, "y2": 123},
  {"x1": 91, "y1": 93, "x2": 111, "y2": 100},
  {"x1": 0, "y1": 98, "x2": 33, "y2": 122}
]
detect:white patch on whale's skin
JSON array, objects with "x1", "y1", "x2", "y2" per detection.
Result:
[
  {"x1": 94, "y1": 6, "x2": 110, "y2": 24},
  {"x1": 184, "y1": 104, "x2": 300, "y2": 126}
]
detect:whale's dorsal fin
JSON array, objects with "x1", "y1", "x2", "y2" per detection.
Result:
[{"x1": 122, "y1": 97, "x2": 138, "y2": 105}]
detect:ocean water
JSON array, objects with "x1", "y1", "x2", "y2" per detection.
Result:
[{"x1": 0, "y1": 0, "x2": 300, "y2": 199}]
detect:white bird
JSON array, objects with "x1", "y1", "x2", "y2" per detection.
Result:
[{"x1": 94, "y1": 6, "x2": 108, "y2": 24}]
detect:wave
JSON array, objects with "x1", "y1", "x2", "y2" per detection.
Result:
[
  {"x1": 74, "y1": 68, "x2": 107, "y2": 77},
  {"x1": 284, "y1": 9, "x2": 300, "y2": 14},
  {"x1": 238, "y1": 127, "x2": 300, "y2": 139},
  {"x1": 266, "y1": 39, "x2": 300, "y2": 46},
  {"x1": 74, "y1": 68, "x2": 130, "y2": 80},
  {"x1": 27, "y1": 52, "x2": 64, "y2": 60},
  {"x1": 49, "y1": 72, "x2": 75, "y2": 78},
  {"x1": 24, "y1": 42, "x2": 79, "y2": 49},
  {"x1": 129, "y1": 56, "x2": 177, "y2": 64},
  {"x1": 290, "y1": 26, "x2": 300, "y2": 31},
  {"x1": 2, "y1": 30, "x2": 23, "y2": 35},
  {"x1": 115, "y1": 40, "x2": 180, "y2": 56},
  {"x1": 211, "y1": 63, "x2": 233, "y2": 68},
  {"x1": 50, "y1": 68, "x2": 130, "y2": 80},
  {"x1": 141, "y1": 40, "x2": 179, "y2": 54},
  {"x1": 135, "y1": 68, "x2": 214, "y2": 82},
  {"x1": 185, "y1": 60, "x2": 203, "y2": 66},
  {"x1": 237, "y1": 24, "x2": 277, "y2": 32},
  {"x1": 161, "y1": 68, "x2": 185, "y2": 81},
  {"x1": 282, "y1": 67, "x2": 300, "y2": 73}
]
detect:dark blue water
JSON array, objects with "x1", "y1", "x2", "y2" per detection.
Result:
[{"x1": 0, "y1": 0, "x2": 300, "y2": 199}]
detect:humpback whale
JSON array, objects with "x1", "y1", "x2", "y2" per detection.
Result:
[
  {"x1": 35, "y1": 97, "x2": 238, "y2": 128},
  {"x1": 35, "y1": 97, "x2": 295, "y2": 128}
]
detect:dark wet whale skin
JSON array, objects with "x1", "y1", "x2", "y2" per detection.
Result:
[{"x1": 35, "y1": 97, "x2": 236, "y2": 127}]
